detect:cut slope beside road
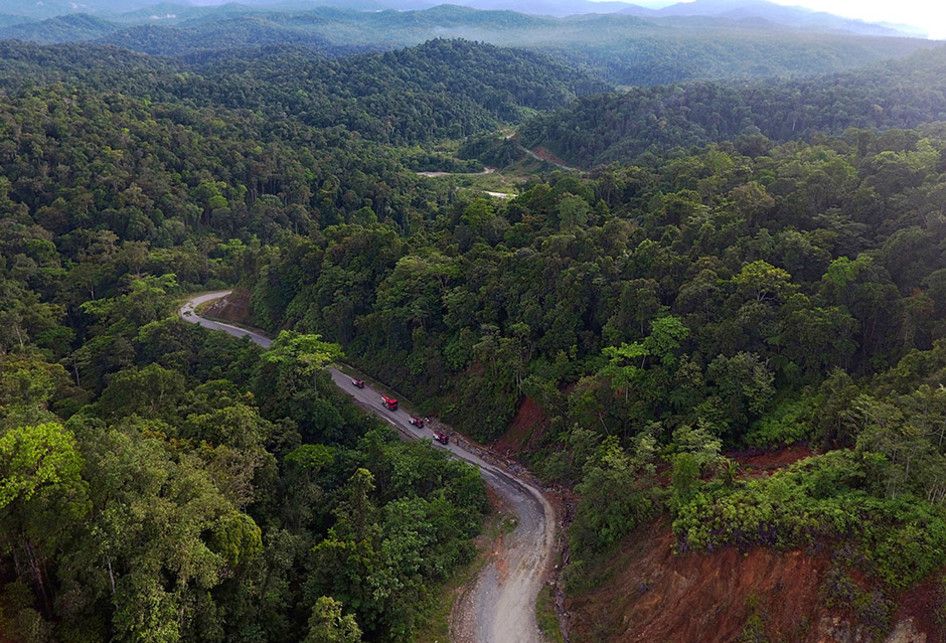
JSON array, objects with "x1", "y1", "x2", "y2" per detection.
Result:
[{"x1": 179, "y1": 291, "x2": 558, "y2": 643}]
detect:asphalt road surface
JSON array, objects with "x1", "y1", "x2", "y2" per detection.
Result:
[{"x1": 180, "y1": 291, "x2": 556, "y2": 643}]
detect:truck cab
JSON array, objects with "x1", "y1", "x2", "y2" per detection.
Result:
[{"x1": 381, "y1": 395, "x2": 398, "y2": 411}]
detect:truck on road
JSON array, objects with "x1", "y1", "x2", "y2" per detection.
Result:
[{"x1": 381, "y1": 395, "x2": 398, "y2": 411}]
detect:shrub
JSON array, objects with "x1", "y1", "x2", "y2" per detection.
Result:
[
  {"x1": 745, "y1": 396, "x2": 817, "y2": 448},
  {"x1": 672, "y1": 450, "x2": 946, "y2": 587}
]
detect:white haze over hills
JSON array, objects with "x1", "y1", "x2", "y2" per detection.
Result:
[
  {"x1": 611, "y1": 0, "x2": 941, "y2": 38},
  {"x1": 761, "y1": 0, "x2": 944, "y2": 39},
  {"x1": 0, "y1": 0, "x2": 937, "y2": 38}
]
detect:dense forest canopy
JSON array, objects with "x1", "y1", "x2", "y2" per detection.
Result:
[
  {"x1": 520, "y1": 44, "x2": 946, "y2": 167},
  {"x1": 3, "y1": 6, "x2": 946, "y2": 640},
  {"x1": 0, "y1": 39, "x2": 605, "y2": 145},
  {"x1": 0, "y1": 39, "x2": 496, "y2": 641}
]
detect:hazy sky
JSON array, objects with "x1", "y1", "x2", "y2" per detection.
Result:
[
  {"x1": 635, "y1": 0, "x2": 946, "y2": 38},
  {"x1": 770, "y1": 0, "x2": 946, "y2": 36}
]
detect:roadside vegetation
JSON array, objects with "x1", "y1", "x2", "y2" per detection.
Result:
[{"x1": 535, "y1": 585, "x2": 565, "y2": 643}]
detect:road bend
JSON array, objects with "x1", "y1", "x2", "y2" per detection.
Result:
[{"x1": 180, "y1": 291, "x2": 557, "y2": 642}]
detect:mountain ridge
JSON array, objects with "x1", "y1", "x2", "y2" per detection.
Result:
[{"x1": 0, "y1": 0, "x2": 926, "y2": 38}]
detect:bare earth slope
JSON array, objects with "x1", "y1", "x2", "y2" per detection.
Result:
[
  {"x1": 180, "y1": 291, "x2": 557, "y2": 643},
  {"x1": 566, "y1": 513, "x2": 939, "y2": 642}
]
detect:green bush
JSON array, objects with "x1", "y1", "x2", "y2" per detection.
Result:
[
  {"x1": 745, "y1": 396, "x2": 817, "y2": 448},
  {"x1": 673, "y1": 450, "x2": 946, "y2": 588}
]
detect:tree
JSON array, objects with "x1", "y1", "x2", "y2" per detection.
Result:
[
  {"x1": 0, "y1": 423, "x2": 89, "y2": 616},
  {"x1": 776, "y1": 294, "x2": 858, "y2": 379},
  {"x1": 569, "y1": 434, "x2": 657, "y2": 558},
  {"x1": 558, "y1": 193, "x2": 591, "y2": 230},
  {"x1": 729, "y1": 181, "x2": 774, "y2": 224},
  {"x1": 0, "y1": 355, "x2": 76, "y2": 430},
  {"x1": 96, "y1": 364, "x2": 186, "y2": 419},
  {"x1": 601, "y1": 315, "x2": 689, "y2": 401},
  {"x1": 304, "y1": 597, "x2": 362, "y2": 643},
  {"x1": 80, "y1": 274, "x2": 179, "y2": 330},
  {"x1": 75, "y1": 420, "x2": 262, "y2": 642},
  {"x1": 333, "y1": 468, "x2": 377, "y2": 543},
  {"x1": 853, "y1": 394, "x2": 945, "y2": 500},
  {"x1": 706, "y1": 352, "x2": 775, "y2": 439},
  {"x1": 732, "y1": 260, "x2": 793, "y2": 304},
  {"x1": 263, "y1": 331, "x2": 343, "y2": 396}
]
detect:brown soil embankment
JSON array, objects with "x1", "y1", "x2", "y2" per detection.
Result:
[
  {"x1": 493, "y1": 396, "x2": 550, "y2": 458},
  {"x1": 567, "y1": 519, "x2": 831, "y2": 642},
  {"x1": 201, "y1": 289, "x2": 252, "y2": 324}
]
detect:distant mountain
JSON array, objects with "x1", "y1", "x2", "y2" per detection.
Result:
[
  {"x1": 172, "y1": 0, "x2": 646, "y2": 16},
  {"x1": 0, "y1": 15, "x2": 29, "y2": 28},
  {"x1": 0, "y1": 4, "x2": 934, "y2": 87},
  {"x1": 0, "y1": 14, "x2": 119, "y2": 43},
  {"x1": 400, "y1": 0, "x2": 643, "y2": 16},
  {"x1": 112, "y1": 3, "x2": 220, "y2": 23},
  {"x1": 0, "y1": 0, "x2": 158, "y2": 19},
  {"x1": 98, "y1": 17, "x2": 353, "y2": 56},
  {"x1": 621, "y1": 0, "x2": 919, "y2": 37},
  {"x1": 0, "y1": 0, "x2": 925, "y2": 41}
]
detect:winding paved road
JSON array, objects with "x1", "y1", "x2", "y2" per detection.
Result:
[{"x1": 180, "y1": 291, "x2": 557, "y2": 643}]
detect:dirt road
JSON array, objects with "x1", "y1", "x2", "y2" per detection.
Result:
[
  {"x1": 502, "y1": 130, "x2": 582, "y2": 173},
  {"x1": 180, "y1": 292, "x2": 557, "y2": 643},
  {"x1": 416, "y1": 167, "x2": 497, "y2": 178}
]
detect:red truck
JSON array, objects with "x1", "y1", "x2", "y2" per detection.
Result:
[
  {"x1": 432, "y1": 430, "x2": 449, "y2": 445},
  {"x1": 381, "y1": 395, "x2": 398, "y2": 411}
]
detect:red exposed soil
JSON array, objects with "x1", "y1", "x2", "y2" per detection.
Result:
[
  {"x1": 493, "y1": 396, "x2": 549, "y2": 458},
  {"x1": 567, "y1": 515, "x2": 942, "y2": 643},
  {"x1": 565, "y1": 444, "x2": 937, "y2": 643},
  {"x1": 203, "y1": 289, "x2": 252, "y2": 324},
  {"x1": 731, "y1": 444, "x2": 815, "y2": 477},
  {"x1": 894, "y1": 571, "x2": 945, "y2": 642},
  {"x1": 531, "y1": 146, "x2": 571, "y2": 167},
  {"x1": 567, "y1": 519, "x2": 832, "y2": 642}
]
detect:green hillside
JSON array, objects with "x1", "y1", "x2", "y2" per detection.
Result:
[{"x1": 521, "y1": 45, "x2": 946, "y2": 167}]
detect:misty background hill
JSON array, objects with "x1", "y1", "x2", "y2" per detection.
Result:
[
  {"x1": 0, "y1": 0, "x2": 930, "y2": 37},
  {"x1": 0, "y1": 2, "x2": 936, "y2": 85}
]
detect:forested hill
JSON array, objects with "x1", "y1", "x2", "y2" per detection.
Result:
[
  {"x1": 0, "y1": 39, "x2": 608, "y2": 144},
  {"x1": 520, "y1": 44, "x2": 946, "y2": 168},
  {"x1": 0, "y1": 5, "x2": 935, "y2": 85},
  {"x1": 92, "y1": 19, "x2": 351, "y2": 57},
  {"x1": 0, "y1": 13, "x2": 117, "y2": 43},
  {"x1": 185, "y1": 40, "x2": 610, "y2": 143},
  {"x1": 0, "y1": 41, "x2": 174, "y2": 88}
]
